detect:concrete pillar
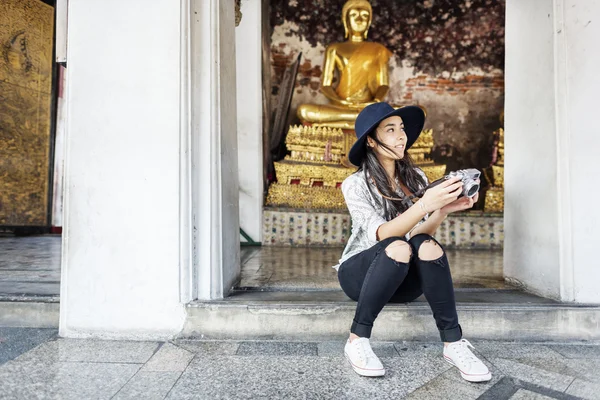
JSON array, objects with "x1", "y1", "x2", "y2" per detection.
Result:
[
  {"x1": 505, "y1": 0, "x2": 600, "y2": 303},
  {"x1": 59, "y1": 0, "x2": 240, "y2": 338},
  {"x1": 192, "y1": 0, "x2": 240, "y2": 299},
  {"x1": 235, "y1": 0, "x2": 264, "y2": 243}
]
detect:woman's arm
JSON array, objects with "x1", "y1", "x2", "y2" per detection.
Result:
[
  {"x1": 375, "y1": 201, "x2": 428, "y2": 240},
  {"x1": 412, "y1": 191, "x2": 481, "y2": 237},
  {"x1": 377, "y1": 177, "x2": 464, "y2": 240},
  {"x1": 409, "y1": 209, "x2": 447, "y2": 237}
]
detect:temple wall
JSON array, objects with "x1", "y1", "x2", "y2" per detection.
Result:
[
  {"x1": 505, "y1": 0, "x2": 600, "y2": 303},
  {"x1": 270, "y1": 0, "x2": 505, "y2": 171}
]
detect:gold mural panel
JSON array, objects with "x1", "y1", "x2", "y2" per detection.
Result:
[{"x1": 0, "y1": 0, "x2": 54, "y2": 226}]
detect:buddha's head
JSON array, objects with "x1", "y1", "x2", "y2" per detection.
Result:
[{"x1": 342, "y1": 0, "x2": 372, "y2": 39}]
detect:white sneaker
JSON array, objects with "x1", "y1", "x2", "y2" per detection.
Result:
[
  {"x1": 344, "y1": 338, "x2": 385, "y2": 377},
  {"x1": 443, "y1": 339, "x2": 492, "y2": 382}
]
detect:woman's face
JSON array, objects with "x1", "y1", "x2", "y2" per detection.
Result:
[{"x1": 367, "y1": 116, "x2": 407, "y2": 161}]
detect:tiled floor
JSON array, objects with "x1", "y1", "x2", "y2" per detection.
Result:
[
  {"x1": 1, "y1": 332, "x2": 598, "y2": 399},
  {"x1": 0, "y1": 235, "x2": 61, "y2": 300},
  {"x1": 0, "y1": 236, "x2": 505, "y2": 300},
  {"x1": 240, "y1": 246, "x2": 505, "y2": 290}
]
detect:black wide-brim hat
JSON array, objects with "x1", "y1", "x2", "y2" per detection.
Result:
[{"x1": 348, "y1": 103, "x2": 426, "y2": 167}]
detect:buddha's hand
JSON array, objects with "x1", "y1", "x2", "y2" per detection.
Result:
[
  {"x1": 419, "y1": 176, "x2": 463, "y2": 214},
  {"x1": 344, "y1": 101, "x2": 377, "y2": 109}
]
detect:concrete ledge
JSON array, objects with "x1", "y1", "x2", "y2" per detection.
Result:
[
  {"x1": 183, "y1": 293, "x2": 600, "y2": 342},
  {"x1": 0, "y1": 300, "x2": 59, "y2": 328}
]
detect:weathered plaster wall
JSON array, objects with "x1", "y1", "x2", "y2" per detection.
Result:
[{"x1": 270, "y1": 0, "x2": 505, "y2": 171}]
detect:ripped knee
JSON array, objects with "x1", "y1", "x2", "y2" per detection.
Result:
[
  {"x1": 418, "y1": 240, "x2": 444, "y2": 261},
  {"x1": 385, "y1": 240, "x2": 411, "y2": 263}
]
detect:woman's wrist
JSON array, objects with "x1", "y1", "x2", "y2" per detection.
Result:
[
  {"x1": 437, "y1": 207, "x2": 450, "y2": 217},
  {"x1": 417, "y1": 200, "x2": 429, "y2": 217}
]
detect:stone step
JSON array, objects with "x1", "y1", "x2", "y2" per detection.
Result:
[
  {"x1": 0, "y1": 297, "x2": 59, "y2": 328},
  {"x1": 182, "y1": 289, "x2": 600, "y2": 342}
]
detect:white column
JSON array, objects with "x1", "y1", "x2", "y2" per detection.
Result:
[
  {"x1": 559, "y1": 0, "x2": 600, "y2": 303},
  {"x1": 505, "y1": 0, "x2": 600, "y2": 303},
  {"x1": 235, "y1": 0, "x2": 264, "y2": 243},
  {"x1": 59, "y1": 0, "x2": 187, "y2": 338},
  {"x1": 505, "y1": 0, "x2": 561, "y2": 299},
  {"x1": 192, "y1": 0, "x2": 240, "y2": 299}
]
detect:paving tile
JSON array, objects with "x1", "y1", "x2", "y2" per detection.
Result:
[
  {"x1": 318, "y1": 341, "x2": 399, "y2": 358},
  {"x1": 167, "y1": 352, "x2": 450, "y2": 400},
  {"x1": 14, "y1": 338, "x2": 160, "y2": 364},
  {"x1": 505, "y1": 354, "x2": 593, "y2": 383},
  {"x1": 143, "y1": 343, "x2": 194, "y2": 372},
  {"x1": 171, "y1": 340, "x2": 240, "y2": 356},
  {"x1": 404, "y1": 376, "x2": 483, "y2": 400},
  {"x1": 0, "y1": 361, "x2": 139, "y2": 400},
  {"x1": 509, "y1": 388, "x2": 556, "y2": 400},
  {"x1": 393, "y1": 341, "x2": 444, "y2": 358},
  {"x1": 565, "y1": 378, "x2": 600, "y2": 400},
  {"x1": 113, "y1": 371, "x2": 182, "y2": 400},
  {"x1": 0, "y1": 328, "x2": 57, "y2": 365},
  {"x1": 546, "y1": 344, "x2": 600, "y2": 359},
  {"x1": 473, "y1": 342, "x2": 566, "y2": 360},
  {"x1": 489, "y1": 358, "x2": 575, "y2": 392},
  {"x1": 559, "y1": 358, "x2": 600, "y2": 383},
  {"x1": 236, "y1": 341, "x2": 318, "y2": 356}
]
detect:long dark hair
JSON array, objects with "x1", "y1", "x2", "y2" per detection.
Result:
[{"x1": 358, "y1": 133, "x2": 426, "y2": 221}]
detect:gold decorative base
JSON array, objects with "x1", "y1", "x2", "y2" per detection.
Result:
[
  {"x1": 492, "y1": 165, "x2": 504, "y2": 188},
  {"x1": 266, "y1": 183, "x2": 347, "y2": 210},
  {"x1": 485, "y1": 186, "x2": 504, "y2": 212},
  {"x1": 266, "y1": 124, "x2": 448, "y2": 211},
  {"x1": 419, "y1": 163, "x2": 447, "y2": 183},
  {"x1": 286, "y1": 125, "x2": 345, "y2": 164},
  {"x1": 274, "y1": 161, "x2": 355, "y2": 188}
]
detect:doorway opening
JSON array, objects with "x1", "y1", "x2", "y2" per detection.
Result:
[
  {"x1": 0, "y1": 0, "x2": 62, "y2": 304},
  {"x1": 235, "y1": 0, "x2": 506, "y2": 296}
]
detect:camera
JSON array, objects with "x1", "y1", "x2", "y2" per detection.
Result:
[{"x1": 416, "y1": 168, "x2": 481, "y2": 199}]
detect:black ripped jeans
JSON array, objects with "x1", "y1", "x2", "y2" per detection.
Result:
[{"x1": 337, "y1": 234, "x2": 462, "y2": 342}]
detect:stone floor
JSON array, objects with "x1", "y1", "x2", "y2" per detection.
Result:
[
  {"x1": 0, "y1": 235, "x2": 61, "y2": 300},
  {"x1": 240, "y1": 246, "x2": 505, "y2": 290},
  {"x1": 0, "y1": 236, "x2": 505, "y2": 300},
  {"x1": 0, "y1": 329, "x2": 598, "y2": 399}
]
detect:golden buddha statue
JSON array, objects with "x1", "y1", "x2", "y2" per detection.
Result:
[
  {"x1": 296, "y1": 0, "x2": 392, "y2": 130},
  {"x1": 265, "y1": 0, "x2": 445, "y2": 211}
]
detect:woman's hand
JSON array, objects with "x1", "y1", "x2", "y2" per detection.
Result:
[
  {"x1": 440, "y1": 177, "x2": 481, "y2": 215},
  {"x1": 441, "y1": 192, "x2": 479, "y2": 215},
  {"x1": 419, "y1": 177, "x2": 464, "y2": 213}
]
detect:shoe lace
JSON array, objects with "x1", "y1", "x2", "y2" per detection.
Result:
[
  {"x1": 453, "y1": 339, "x2": 479, "y2": 365},
  {"x1": 356, "y1": 339, "x2": 377, "y2": 363}
]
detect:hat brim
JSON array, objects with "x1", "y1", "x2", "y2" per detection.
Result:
[{"x1": 348, "y1": 105, "x2": 425, "y2": 167}]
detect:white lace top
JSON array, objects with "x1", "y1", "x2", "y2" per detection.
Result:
[{"x1": 334, "y1": 168, "x2": 429, "y2": 270}]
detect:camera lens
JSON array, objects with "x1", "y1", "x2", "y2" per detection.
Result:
[{"x1": 465, "y1": 182, "x2": 479, "y2": 198}]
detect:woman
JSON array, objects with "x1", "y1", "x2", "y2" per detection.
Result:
[{"x1": 336, "y1": 102, "x2": 491, "y2": 382}]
